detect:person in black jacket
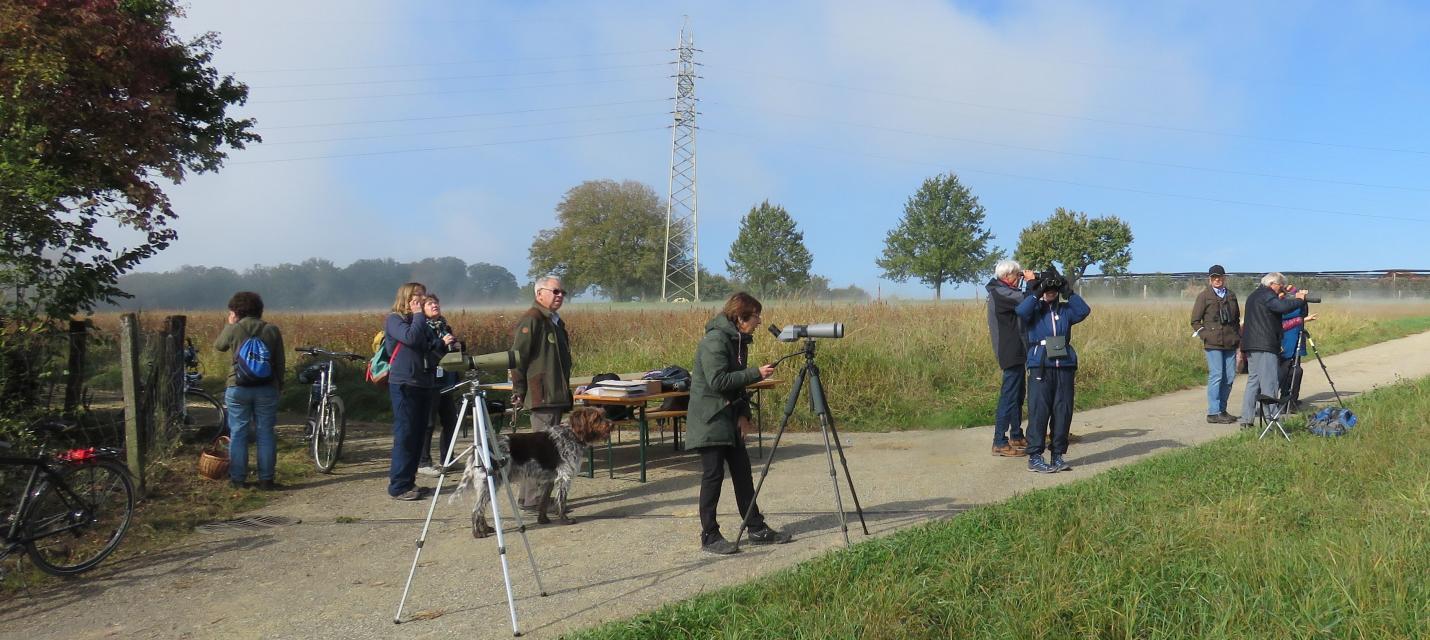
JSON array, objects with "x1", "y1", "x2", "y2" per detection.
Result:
[
  {"x1": 1238, "y1": 272, "x2": 1308, "y2": 426},
  {"x1": 985, "y1": 260, "x2": 1038, "y2": 457}
]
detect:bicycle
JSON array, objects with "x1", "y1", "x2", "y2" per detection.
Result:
[
  {"x1": 181, "y1": 338, "x2": 227, "y2": 440},
  {"x1": 0, "y1": 419, "x2": 135, "y2": 577},
  {"x1": 294, "y1": 347, "x2": 365, "y2": 473}
]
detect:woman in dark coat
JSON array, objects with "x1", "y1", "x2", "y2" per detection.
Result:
[{"x1": 686, "y1": 292, "x2": 790, "y2": 555}]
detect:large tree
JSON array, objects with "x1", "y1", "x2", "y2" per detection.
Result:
[
  {"x1": 876, "y1": 172, "x2": 1001, "y2": 300},
  {"x1": 726, "y1": 200, "x2": 813, "y2": 296},
  {"x1": 1014, "y1": 207, "x2": 1133, "y2": 288},
  {"x1": 0, "y1": 0, "x2": 258, "y2": 320},
  {"x1": 528, "y1": 179, "x2": 666, "y2": 301}
]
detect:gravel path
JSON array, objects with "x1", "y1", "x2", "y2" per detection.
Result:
[{"x1": 5, "y1": 331, "x2": 1429, "y2": 640}]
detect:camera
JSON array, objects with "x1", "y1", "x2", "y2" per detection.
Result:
[
  {"x1": 768, "y1": 323, "x2": 844, "y2": 342},
  {"x1": 1303, "y1": 295, "x2": 1322, "y2": 304},
  {"x1": 439, "y1": 349, "x2": 522, "y2": 376}
]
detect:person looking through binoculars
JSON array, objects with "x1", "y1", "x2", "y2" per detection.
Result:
[
  {"x1": 1277, "y1": 284, "x2": 1317, "y2": 414},
  {"x1": 1016, "y1": 268, "x2": 1091, "y2": 474},
  {"x1": 1190, "y1": 265, "x2": 1241, "y2": 424},
  {"x1": 509, "y1": 275, "x2": 573, "y2": 509},
  {"x1": 1237, "y1": 272, "x2": 1308, "y2": 427},
  {"x1": 986, "y1": 260, "x2": 1039, "y2": 457},
  {"x1": 384, "y1": 282, "x2": 454, "y2": 501},
  {"x1": 688, "y1": 292, "x2": 791, "y2": 555},
  {"x1": 417, "y1": 294, "x2": 464, "y2": 476}
]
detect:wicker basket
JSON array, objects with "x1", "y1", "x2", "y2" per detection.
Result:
[{"x1": 197, "y1": 436, "x2": 231, "y2": 481}]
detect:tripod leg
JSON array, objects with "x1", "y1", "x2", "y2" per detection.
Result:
[
  {"x1": 733, "y1": 365, "x2": 807, "y2": 551},
  {"x1": 807, "y1": 364, "x2": 869, "y2": 538},
  {"x1": 1303, "y1": 329, "x2": 1345, "y2": 408},
  {"x1": 474, "y1": 398, "x2": 547, "y2": 637},
  {"x1": 394, "y1": 394, "x2": 473, "y2": 624}
]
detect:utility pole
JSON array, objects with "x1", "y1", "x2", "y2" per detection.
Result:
[{"x1": 662, "y1": 17, "x2": 700, "y2": 302}]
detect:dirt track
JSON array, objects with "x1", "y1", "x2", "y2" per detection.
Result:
[{"x1": 5, "y1": 330, "x2": 1430, "y2": 640}]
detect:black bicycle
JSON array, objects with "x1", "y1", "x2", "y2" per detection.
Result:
[
  {"x1": 295, "y1": 347, "x2": 365, "y2": 473},
  {"x1": 182, "y1": 338, "x2": 227, "y2": 440},
  {"x1": 0, "y1": 420, "x2": 135, "y2": 576}
]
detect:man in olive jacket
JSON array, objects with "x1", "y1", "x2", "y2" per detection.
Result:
[
  {"x1": 510, "y1": 276, "x2": 572, "y2": 508},
  {"x1": 687, "y1": 293, "x2": 788, "y2": 555},
  {"x1": 1190, "y1": 265, "x2": 1241, "y2": 423}
]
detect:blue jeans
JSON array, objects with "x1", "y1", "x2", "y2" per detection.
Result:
[
  {"x1": 226, "y1": 385, "x2": 279, "y2": 483},
  {"x1": 994, "y1": 366, "x2": 1026, "y2": 446},
  {"x1": 1025, "y1": 367, "x2": 1075, "y2": 457},
  {"x1": 389, "y1": 384, "x2": 432, "y2": 496},
  {"x1": 1204, "y1": 349, "x2": 1236, "y2": 415}
]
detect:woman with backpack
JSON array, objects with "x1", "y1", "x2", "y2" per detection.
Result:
[
  {"x1": 383, "y1": 282, "x2": 453, "y2": 500},
  {"x1": 213, "y1": 291, "x2": 285, "y2": 490}
]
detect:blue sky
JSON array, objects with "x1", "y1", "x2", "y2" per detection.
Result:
[{"x1": 150, "y1": 0, "x2": 1430, "y2": 299}]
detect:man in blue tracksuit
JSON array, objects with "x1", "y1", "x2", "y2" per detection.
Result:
[{"x1": 1016, "y1": 276, "x2": 1091, "y2": 474}]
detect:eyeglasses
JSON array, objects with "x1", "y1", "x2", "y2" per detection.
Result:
[{"x1": 541, "y1": 288, "x2": 567, "y2": 296}]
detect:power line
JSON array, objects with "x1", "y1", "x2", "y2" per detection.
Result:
[
  {"x1": 262, "y1": 112, "x2": 665, "y2": 146},
  {"x1": 721, "y1": 68, "x2": 1430, "y2": 157},
  {"x1": 702, "y1": 127, "x2": 1430, "y2": 224},
  {"x1": 250, "y1": 75, "x2": 664, "y2": 105},
  {"x1": 252, "y1": 62, "x2": 668, "y2": 89},
  {"x1": 258, "y1": 98, "x2": 668, "y2": 130},
  {"x1": 232, "y1": 127, "x2": 666, "y2": 165},
  {"x1": 235, "y1": 49, "x2": 669, "y2": 74},
  {"x1": 710, "y1": 101, "x2": 1430, "y2": 193}
]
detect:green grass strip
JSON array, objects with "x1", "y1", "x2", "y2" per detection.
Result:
[{"x1": 569, "y1": 377, "x2": 1430, "y2": 640}]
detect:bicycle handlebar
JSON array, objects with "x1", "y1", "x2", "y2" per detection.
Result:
[{"x1": 295, "y1": 346, "x2": 367, "y2": 361}]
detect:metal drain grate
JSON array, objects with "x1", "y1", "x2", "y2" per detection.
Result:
[{"x1": 195, "y1": 514, "x2": 301, "y2": 533}]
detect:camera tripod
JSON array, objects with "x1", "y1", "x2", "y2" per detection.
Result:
[
  {"x1": 1286, "y1": 325, "x2": 1345, "y2": 410},
  {"x1": 394, "y1": 378, "x2": 546, "y2": 636},
  {"x1": 735, "y1": 338, "x2": 869, "y2": 550}
]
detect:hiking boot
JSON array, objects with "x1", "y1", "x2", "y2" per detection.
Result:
[
  {"x1": 1216, "y1": 412, "x2": 1239, "y2": 423},
  {"x1": 1051, "y1": 455, "x2": 1072, "y2": 472},
  {"x1": 701, "y1": 534, "x2": 739, "y2": 555},
  {"x1": 1206, "y1": 414, "x2": 1222, "y2": 424},
  {"x1": 991, "y1": 443, "x2": 1022, "y2": 457},
  {"x1": 416, "y1": 465, "x2": 441, "y2": 477},
  {"x1": 1010, "y1": 437, "x2": 1028, "y2": 449},
  {"x1": 229, "y1": 479, "x2": 247, "y2": 490},
  {"x1": 746, "y1": 527, "x2": 792, "y2": 545},
  {"x1": 1238, "y1": 422, "x2": 1254, "y2": 429},
  {"x1": 1027, "y1": 456, "x2": 1057, "y2": 474},
  {"x1": 390, "y1": 487, "x2": 429, "y2": 501}
]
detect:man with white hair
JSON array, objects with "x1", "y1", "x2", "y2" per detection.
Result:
[
  {"x1": 985, "y1": 259, "x2": 1038, "y2": 456},
  {"x1": 510, "y1": 275, "x2": 573, "y2": 508},
  {"x1": 1238, "y1": 272, "x2": 1307, "y2": 427}
]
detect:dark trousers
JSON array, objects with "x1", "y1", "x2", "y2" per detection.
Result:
[
  {"x1": 994, "y1": 365, "x2": 1026, "y2": 446},
  {"x1": 388, "y1": 383, "x2": 432, "y2": 496},
  {"x1": 421, "y1": 387, "x2": 459, "y2": 467},
  {"x1": 697, "y1": 439, "x2": 765, "y2": 543},
  {"x1": 1025, "y1": 367, "x2": 1075, "y2": 457},
  {"x1": 1278, "y1": 358, "x2": 1304, "y2": 405}
]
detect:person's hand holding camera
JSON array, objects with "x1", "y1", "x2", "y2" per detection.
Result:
[
  {"x1": 1294, "y1": 289, "x2": 1308, "y2": 301},
  {"x1": 757, "y1": 363, "x2": 776, "y2": 379}
]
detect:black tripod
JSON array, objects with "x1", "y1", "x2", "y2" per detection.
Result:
[
  {"x1": 1287, "y1": 325, "x2": 1345, "y2": 410},
  {"x1": 734, "y1": 338, "x2": 868, "y2": 551}
]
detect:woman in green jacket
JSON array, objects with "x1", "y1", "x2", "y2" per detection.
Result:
[{"x1": 687, "y1": 292, "x2": 790, "y2": 555}]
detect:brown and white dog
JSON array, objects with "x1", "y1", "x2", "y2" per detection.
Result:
[{"x1": 456, "y1": 406, "x2": 612, "y2": 537}]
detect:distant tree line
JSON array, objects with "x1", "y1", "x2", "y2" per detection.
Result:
[{"x1": 110, "y1": 257, "x2": 522, "y2": 310}]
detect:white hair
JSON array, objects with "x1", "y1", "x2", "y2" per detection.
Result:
[
  {"x1": 994, "y1": 259, "x2": 1022, "y2": 280},
  {"x1": 534, "y1": 274, "x2": 561, "y2": 295},
  {"x1": 1260, "y1": 272, "x2": 1286, "y2": 287}
]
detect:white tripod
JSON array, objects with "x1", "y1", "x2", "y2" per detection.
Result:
[{"x1": 394, "y1": 378, "x2": 547, "y2": 636}]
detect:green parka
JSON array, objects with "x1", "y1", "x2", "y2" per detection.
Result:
[
  {"x1": 510, "y1": 304, "x2": 573, "y2": 411},
  {"x1": 685, "y1": 314, "x2": 763, "y2": 449}
]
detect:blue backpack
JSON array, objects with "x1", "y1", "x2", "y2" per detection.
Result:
[
  {"x1": 233, "y1": 329, "x2": 274, "y2": 387},
  {"x1": 1307, "y1": 407, "x2": 1357, "y2": 437}
]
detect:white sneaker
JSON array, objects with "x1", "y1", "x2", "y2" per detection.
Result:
[{"x1": 416, "y1": 465, "x2": 441, "y2": 477}]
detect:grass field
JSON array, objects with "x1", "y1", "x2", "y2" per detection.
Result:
[
  {"x1": 90, "y1": 299, "x2": 1430, "y2": 430},
  {"x1": 567, "y1": 375, "x2": 1430, "y2": 640}
]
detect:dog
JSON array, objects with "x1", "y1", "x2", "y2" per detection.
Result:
[{"x1": 455, "y1": 406, "x2": 612, "y2": 538}]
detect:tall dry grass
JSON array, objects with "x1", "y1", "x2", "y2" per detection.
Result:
[{"x1": 91, "y1": 299, "x2": 1430, "y2": 430}]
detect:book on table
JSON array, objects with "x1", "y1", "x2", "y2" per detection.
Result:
[{"x1": 587, "y1": 380, "x2": 658, "y2": 396}]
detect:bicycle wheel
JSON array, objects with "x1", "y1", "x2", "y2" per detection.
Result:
[
  {"x1": 312, "y1": 396, "x2": 346, "y2": 473},
  {"x1": 184, "y1": 390, "x2": 227, "y2": 441},
  {"x1": 24, "y1": 459, "x2": 135, "y2": 576}
]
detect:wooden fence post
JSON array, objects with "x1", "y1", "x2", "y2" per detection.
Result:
[
  {"x1": 118, "y1": 313, "x2": 145, "y2": 492},
  {"x1": 156, "y1": 315, "x2": 186, "y2": 446},
  {"x1": 63, "y1": 319, "x2": 89, "y2": 415}
]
